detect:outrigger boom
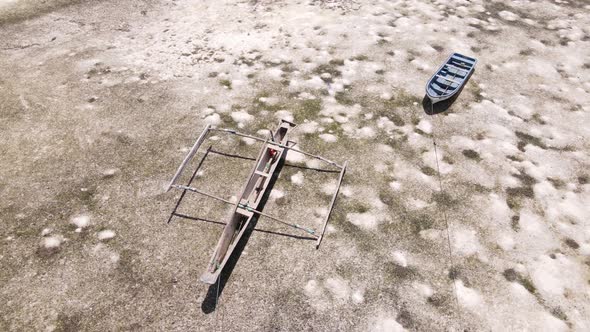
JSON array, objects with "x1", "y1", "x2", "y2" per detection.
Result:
[{"x1": 167, "y1": 120, "x2": 347, "y2": 284}]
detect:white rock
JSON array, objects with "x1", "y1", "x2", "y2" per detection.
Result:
[
  {"x1": 304, "y1": 279, "x2": 323, "y2": 298},
  {"x1": 416, "y1": 119, "x2": 432, "y2": 134},
  {"x1": 103, "y1": 168, "x2": 118, "y2": 177},
  {"x1": 291, "y1": 171, "x2": 304, "y2": 186},
  {"x1": 241, "y1": 137, "x2": 256, "y2": 145},
  {"x1": 259, "y1": 96, "x2": 279, "y2": 105},
  {"x1": 43, "y1": 236, "x2": 61, "y2": 249},
  {"x1": 374, "y1": 162, "x2": 388, "y2": 173},
  {"x1": 202, "y1": 108, "x2": 215, "y2": 116},
  {"x1": 497, "y1": 233, "x2": 515, "y2": 251},
  {"x1": 305, "y1": 159, "x2": 322, "y2": 169},
  {"x1": 407, "y1": 198, "x2": 428, "y2": 210},
  {"x1": 270, "y1": 189, "x2": 285, "y2": 200},
  {"x1": 319, "y1": 133, "x2": 338, "y2": 143},
  {"x1": 389, "y1": 181, "x2": 402, "y2": 191},
  {"x1": 203, "y1": 113, "x2": 221, "y2": 126},
  {"x1": 352, "y1": 289, "x2": 365, "y2": 304},
  {"x1": 274, "y1": 110, "x2": 294, "y2": 122},
  {"x1": 370, "y1": 316, "x2": 406, "y2": 332},
  {"x1": 420, "y1": 229, "x2": 441, "y2": 241},
  {"x1": 392, "y1": 251, "x2": 407, "y2": 267},
  {"x1": 299, "y1": 121, "x2": 319, "y2": 134},
  {"x1": 97, "y1": 230, "x2": 116, "y2": 241},
  {"x1": 347, "y1": 212, "x2": 379, "y2": 230},
  {"x1": 357, "y1": 126, "x2": 376, "y2": 138},
  {"x1": 324, "y1": 277, "x2": 351, "y2": 300},
  {"x1": 341, "y1": 186, "x2": 354, "y2": 197},
  {"x1": 71, "y1": 215, "x2": 90, "y2": 228},
  {"x1": 414, "y1": 282, "x2": 434, "y2": 298},
  {"x1": 453, "y1": 228, "x2": 482, "y2": 256},
  {"x1": 455, "y1": 280, "x2": 483, "y2": 308},
  {"x1": 499, "y1": 10, "x2": 519, "y2": 22},
  {"x1": 230, "y1": 111, "x2": 253, "y2": 123},
  {"x1": 110, "y1": 252, "x2": 120, "y2": 263},
  {"x1": 285, "y1": 150, "x2": 306, "y2": 163}
]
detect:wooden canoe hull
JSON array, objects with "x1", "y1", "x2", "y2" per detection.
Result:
[{"x1": 200, "y1": 120, "x2": 295, "y2": 284}]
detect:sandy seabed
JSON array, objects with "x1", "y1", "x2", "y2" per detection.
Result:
[{"x1": 1, "y1": 0, "x2": 589, "y2": 331}]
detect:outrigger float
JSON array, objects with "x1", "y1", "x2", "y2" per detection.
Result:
[{"x1": 166, "y1": 120, "x2": 347, "y2": 284}]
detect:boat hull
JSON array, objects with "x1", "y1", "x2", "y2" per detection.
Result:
[
  {"x1": 426, "y1": 53, "x2": 477, "y2": 104},
  {"x1": 200, "y1": 121, "x2": 295, "y2": 284}
]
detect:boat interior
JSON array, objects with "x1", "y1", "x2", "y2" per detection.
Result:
[{"x1": 427, "y1": 53, "x2": 476, "y2": 98}]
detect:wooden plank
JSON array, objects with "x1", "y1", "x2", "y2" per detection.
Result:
[{"x1": 316, "y1": 161, "x2": 347, "y2": 249}]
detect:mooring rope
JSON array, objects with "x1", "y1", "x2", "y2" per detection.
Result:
[{"x1": 429, "y1": 102, "x2": 462, "y2": 316}]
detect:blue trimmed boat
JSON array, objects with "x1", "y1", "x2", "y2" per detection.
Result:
[{"x1": 426, "y1": 53, "x2": 477, "y2": 104}]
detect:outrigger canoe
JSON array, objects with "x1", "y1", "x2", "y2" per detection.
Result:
[
  {"x1": 426, "y1": 53, "x2": 477, "y2": 104},
  {"x1": 166, "y1": 120, "x2": 347, "y2": 285}
]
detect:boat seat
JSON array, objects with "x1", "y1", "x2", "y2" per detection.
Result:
[
  {"x1": 448, "y1": 60, "x2": 472, "y2": 70},
  {"x1": 452, "y1": 53, "x2": 477, "y2": 63},
  {"x1": 433, "y1": 77, "x2": 459, "y2": 90},
  {"x1": 255, "y1": 170, "x2": 270, "y2": 177},
  {"x1": 442, "y1": 69, "x2": 467, "y2": 79},
  {"x1": 444, "y1": 63, "x2": 469, "y2": 74},
  {"x1": 428, "y1": 82, "x2": 454, "y2": 96},
  {"x1": 435, "y1": 74, "x2": 462, "y2": 85},
  {"x1": 441, "y1": 66, "x2": 468, "y2": 78}
]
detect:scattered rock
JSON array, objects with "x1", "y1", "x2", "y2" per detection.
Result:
[
  {"x1": 230, "y1": 111, "x2": 253, "y2": 124},
  {"x1": 498, "y1": 10, "x2": 519, "y2": 22},
  {"x1": 319, "y1": 133, "x2": 338, "y2": 143},
  {"x1": 416, "y1": 120, "x2": 432, "y2": 134},
  {"x1": 290, "y1": 171, "x2": 304, "y2": 186},
  {"x1": 71, "y1": 215, "x2": 90, "y2": 229},
  {"x1": 42, "y1": 236, "x2": 61, "y2": 249},
  {"x1": 98, "y1": 230, "x2": 116, "y2": 241},
  {"x1": 347, "y1": 212, "x2": 379, "y2": 230},
  {"x1": 203, "y1": 113, "x2": 221, "y2": 126}
]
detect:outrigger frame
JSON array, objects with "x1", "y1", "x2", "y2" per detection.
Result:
[{"x1": 167, "y1": 120, "x2": 347, "y2": 284}]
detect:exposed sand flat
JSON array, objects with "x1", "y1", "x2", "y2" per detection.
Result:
[{"x1": 1, "y1": 0, "x2": 589, "y2": 331}]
